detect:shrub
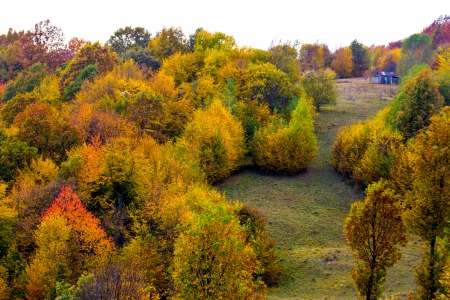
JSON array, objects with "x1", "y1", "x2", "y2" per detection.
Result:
[
  {"x1": 332, "y1": 111, "x2": 403, "y2": 186},
  {"x1": 251, "y1": 97, "x2": 317, "y2": 173}
]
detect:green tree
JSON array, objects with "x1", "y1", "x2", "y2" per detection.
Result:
[
  {"x1": 106, "y1": 26, "x2": 151, "y2": 55},
  {"x1": 267, "y1": 41, "x2": 300, "y2": 83},
  {"x1": 123, "y1": 48, "x2": 161, "y2": 71},
  {"x1": 59, "y1": 42, "x2": 118, "y2": 99},
  {"x1": 251, "y1": 97, "x2": 317, "y2": 173},
  {"x1": 301, "y1": 68, "x2": 338, "y2": 111},
  {"x1": 0, "y1": 92, "x2": 39, "y2": 125},
  {"x1": 390, "y1": 69, "x2": 443, "y2": 139},
  {"x1": 236, "y1": 204, "x2": 281, "y2": 286},
  {"x1": 0, "y1": 136, "x2": 38, "y2": 182},
  {"x1": 3, "y1": 63, "x2": 48, "y2": 101},
  {"x1": 344, "y1": 180, "x2": 407, "y2": 300},
  {"x1": 396, "y1": 34, "x2": 434, "y2": 76},
  {"x1": 63, "y1": 64, "x2": 98, "y2": 100},
  {"x1": 0, "y1": 184, "x2": 16, "y2": 259},
  {"x1": 246, "y1": 62, "x2": 296, "y2": 112},
  {"x1": 350, "y1": 40, "x2": 369, "y2": 77},
  {"x1": 193, "y1": 30, "x2": 236, "y2": 53}
]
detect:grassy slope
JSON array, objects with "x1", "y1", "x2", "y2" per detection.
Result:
[{"x1": 216, "y1": 78, "x2": 422, "y2": 299}]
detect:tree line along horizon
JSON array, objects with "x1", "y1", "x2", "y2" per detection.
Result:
[{"x1": 0, "y1": 15, "x2": 448, "y2": 299}]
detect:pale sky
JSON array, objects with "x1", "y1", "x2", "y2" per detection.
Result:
[{"x1": 1, "y1": 0, "x2": 448, "y2": 50}]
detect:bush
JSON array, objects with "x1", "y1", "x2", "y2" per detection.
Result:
[
  {"x1": 332, "y1": 110, "x2": 403, "y2": 186},
  {"x1": 251, "y1": 97, "x2": 317, "y2": 173}
]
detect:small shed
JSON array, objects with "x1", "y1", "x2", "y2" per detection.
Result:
[{"x1": 373, "y1": 71, "x2": 399, "y2": 84}]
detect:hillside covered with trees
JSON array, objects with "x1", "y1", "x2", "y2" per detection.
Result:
[{"x1": 0, "y1": 15, "x2": 449, "y2": 299}]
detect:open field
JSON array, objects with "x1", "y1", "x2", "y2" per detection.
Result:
[{"x1": 216, "y1": 78, "x2": 422, "y2": 299}]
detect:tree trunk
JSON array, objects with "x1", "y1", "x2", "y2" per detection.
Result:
[{"x1": 429, "y1": 236, "x2": 436, "y2": 299}]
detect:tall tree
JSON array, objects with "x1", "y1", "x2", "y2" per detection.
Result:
[
  {"x1": 25, "y1": 214, "x2": 74, "y2": 300},
  {"x1": 345, "y1": 180, "x2": 407, "y2": 300},
  {"x1": 193, "y1": 30, "x2": 236, "y2": 53},
  {"x1": 30, "y1": 20, "x2": 65, "y2": 53},
  {"x1": 13, "y1": 101, "x2": 82, "y2": 163},
  {"x1": 400, "y1": 107, "x2": 450, "y2": 299},
  {"x1": 179, "y1": 100, "x2": 246, "y2": 183},
  {"x1": 67, "y1": 37, "x2": 87, "y2": 58},
  {"x1": 421, "y1": 15, "x2": 450, "y2": 49},
  {"x1": 251, "y1": 96, "x2": 317, "y2": 173},
  {"x1": 350, "y1": 39, "x2": 369, "y2": 77},
  {"x1": 245, "y1": 62, "x2": 296, "y2": 112}
]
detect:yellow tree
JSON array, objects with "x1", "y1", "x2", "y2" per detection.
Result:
[
  {"x1": 345, "y1": 180, "x2": 407, "y2": 300},
  {"x1": 172, "y1": 203, "x2": 265, "y2": 300},
  {"x1": 298, "y1": 43, "x2": 332, "y2": 72},
  {"x1": 433, "y1": 45, "x2": 450, "y2": 106},
  {"x1": 179, "y1": 100, "x2": 246, "y2": 183},
  {"x1": 148, "y1": 27, "x2": 188, "y2": 61},
  {"x1": 193, "y1": 30, "x2": 236, "y2": 54},
  {"x1": 25, "y1": 214, "x2": 73, "y2": 300},
  {"x1": 160, "y1": 52, "x2": 203, "y2": 86},
  {"x1": 331, "y1": 47, "x2": 353, "y2": 78},
  {"x1": 401, "y1": 107, "x2": 450, "y2": 299}
]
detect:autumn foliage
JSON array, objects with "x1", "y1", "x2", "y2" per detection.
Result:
[
  {"x1": 3, "y1": 17, "x2": 448, "y2": 299},
  {"x1": 251, "y1": 97, "x2": 317, "y2": 173},
  {"x1": 41, "y1": 185, "x2": 112, "y2": 260},
  {"x1": 345, "y1": 180, "x2": 406, "y2": 300},
  {"x1": 172, "y1": 203, "x2": 266, "y2": 299}
]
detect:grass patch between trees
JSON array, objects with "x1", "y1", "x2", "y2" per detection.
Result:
[{"x1": 216, "y1": 78, "x2": 421, "y2": 299}]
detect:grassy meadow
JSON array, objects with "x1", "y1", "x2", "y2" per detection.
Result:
[{"x1": 216, "y1": 78, "x2": 422, "y2": 299}]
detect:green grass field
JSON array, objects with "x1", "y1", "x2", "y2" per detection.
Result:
[{"x1": 216, "y1": 78, "x2": 422, "y2": 299}]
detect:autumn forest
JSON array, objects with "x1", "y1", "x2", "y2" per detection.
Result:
[{"x1": 0, "y1": 15, "x2": 450, "y2": 299}]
